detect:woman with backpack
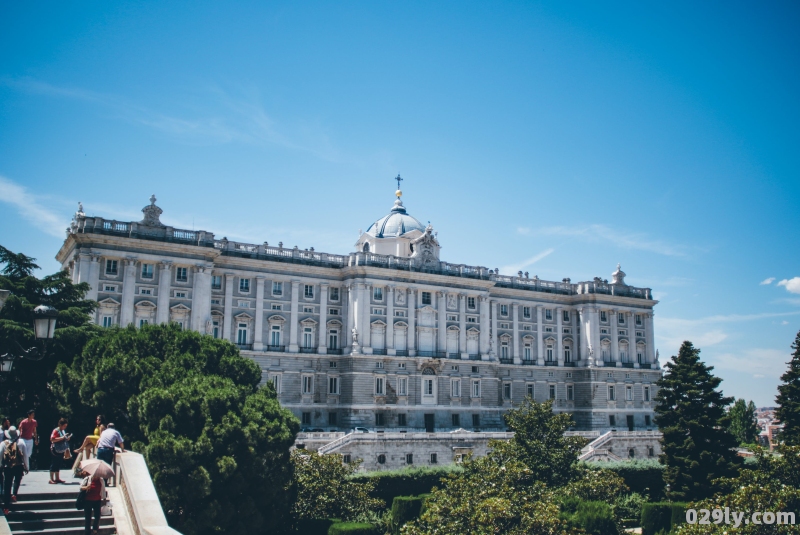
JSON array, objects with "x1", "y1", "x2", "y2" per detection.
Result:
[
  {"x1": 49, "y1": 418, "x2": 72, "y2": 484},
  {"x1": 0, "y1": 426, "x2": 29, "y2": 514}
]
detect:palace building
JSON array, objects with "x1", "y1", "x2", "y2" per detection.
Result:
[{"x1": 56, "y1": 187, "x2": 662, "y2": 435}]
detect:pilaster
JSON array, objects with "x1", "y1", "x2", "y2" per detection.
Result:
[
  {"x1": 556, "y1": 306, "x2": 564, "y2": 366},
  {"x1": 254, "y1": 276, "x2": 265, "y2": 350},
  {"x1": 289, "y1": 280, "x2": 300, "y2": 352},
  {"x1": 156, "y1": 262, "x2": 172, "y2": 324},
  {"x1": 479, "y1": 296, "x2": 489, "y2": 356},
  {"x1": 191, "y1": 266, "x2": 212, "y2": 334},
  {"x1": 408, "y1": 289, "x2": 417, "y2": 356},
  {"x1": 223, "y1": 273, "x2": 234, "y2": 342},
  {"x1": 119, "y1": 258, "x2": 137, "y2": 327},
  {"x1": 386, "y1": 286, "x2": 395, "y2": 354},
  {"x1": 611, "y1": 309, "x2": 621, "y2": 367},
  {"x1": 512, "y1": 302, "x2": 520, "y2": 364},
  {"x1": 438, "y1": 292, "x2": 447, "y2": 354},
  {"x1": 459, "y1": 294, "x2": 468, "y2": 359},
  {"x1": 645, "y1": 312, "x2": 655, "y2": 363},
  {"x1": 317, "y1": 283, "x2": 328, "y2": 354},
  {"x1": 536, "y1": 305, "x2": 544, "y2": 366}
]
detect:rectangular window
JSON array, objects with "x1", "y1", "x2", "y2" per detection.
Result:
[
  {"x1": 141, "y1": 264, "x2": 154, "y2": 279},
  {"x1": 212, "y1": 320, "x2": 220, "y2": 339},
  {"x1": 272, "y1": 281, "x2": 283, "y2": 295},
  {"x1": 398, "y1": 363, "x2": 406, "y2": 369},
  {"x1": 175, "y1": 291, "x2": 187, "y2": 298},
  {"x1": 303, "y1": 327, "x2": 313, "y2": 348},
  {"x1": 467, "y1": 316, "x2": 477, "y2": 323},
  {"x1": 500, "y1": 342, "x2": 509, "y2": 359},
  {"x1": 343, "y1": 454, "x2": 351, "y2": 464},
  {"x1": 644, "y1": 386, "x2": 651, "y2": 402},
  {"x1": 609, "y1": 415, "x2": 616, "y2": 427},
  {"x1": 637, "y1": 351, "x2": 644, "y2": 363},
  {"x1": 302, "y1": 376, "x2": 313, "y2": 395},
  {"x1": 500, "y1": 304, "x2": 508, "y2": 316},
  {"x1": 302, "y1": 412, "x2": 311, "y2": 425},
  {"x1": 645, "y1": 415, "x2": 651, "y2": 426},
  {"x1": 272, "y1": 304, "x2": 282, "y2": 310},
  {"x1": 237, "y1": 300, "x2": 250, "y2": 308},
  {"x1": 406, "y1": 453, "x2": 413, "y2": 465},
  {"x1": 102, "y1": 316, "x2": 112, "y2": 327},
  {"x1": 304, "y1": 284, "x2": 314, "y2": 299},
  {"x1": 105, "y1": 259, "x2": 118, "y2": 275},
  {"x1": 328, "y1": 412, "x2": 337, "y2": 426},
  {"x1": 618, "y1": 313, "x2": 625, "y2": 324},
  {"x1": 626, "y1": 386, "x2": 633, "y2": 401},
  {"x1": 373, "y1": 287, "x2": 383, "y2": 301},
  {"x1": 375, "y1": 362, "x2": 384, "y2": 369},
  {"x1": 140, "y1": 288, "x2": 152, "y2": 295},
  {"x1": 329, "y1": 376, "x2": 339, "y2": 395},
  {"x1": 375, "y1": 377, "x2": 385, "y2": 395},
  {"x1": 211, "y1": 299, "x2": 221, "y2": 305},
  {"x1": 472, "y1": 414, "x2": 480, "y2": 427},
  {"x1": 239, "y1": 278, "x2": 250, "y2": 293},
  {"x1": 546, "y1": 345, "x2": 554, "y2": 361},
  {"x1": 471, "y1": 366, "x2": 479, "y2": 373},
  {"x1": 636, "y1": 314, "x2": 642, "y2": 325},
  {"x1": 471, "y1": 380, "x2": 481, "y2": 398},
  {"x1": 451, "y1": 379, "x2": 461, "y2": 397},
  {"x1": 524, "y1": 345, "x2": 532, "y2": 361},
  {"x1": 430, "y1": 453, "x2": 438, "y2": 464},
  {"x1": 545, "y1": 309, "x2": 553, "y2": 321},
  {"x1": 329, "y1": 308, "x2": 340, "y2": 315},
  {"x1": 303, "y1": 306, "x2": 314, "y2": 313},
  {"x1": 270, "y1": 326, "x2": 281, "y2": 346},
  {"x1": 452, "y1": 414, "x2": 460, "y2": 427},
  {"x1": 372, "y1": 307, "x2": 384, "y2": 315},
  {"x1": 527, "y1": 384, "x2": 534, "y2": 398},
  {"x1": 237, "y1": 323, "x2": 248, "y2": 345},
  {"x1": 395, "y1": 310, "x2": 406, "y2": 317},
  {"x1": 600, "y1": 310, "x2": 607, "y2": 322},
  {"x1": 269, "y1": 374, "x2": 281, "y2": 393},
  {"x1": 329, "y1": 361, "x2": 337, "y2": 368},
  {"x1": 398, "y1": 377, "x2": 407, "y2": 396},
  {"x1": 329, "y1": 287, "x2": 339, "y2": 301},
  {"x1": 523, "y1": 306, "x2": 531, "y2": 319},
  {"x1": 567, "y1": 385, "x2": 574, "y2": 401},
  {"x1": 549, "y1": 384, "x2": 556, "y2": 400},
  {"x1": 467, "y1": 297, "x2": 476, "y2": 309},
  {"x1": 104, "y1": 285, "x2": 116, "y2": 292},
  {"x1": 448, "y1": 314, "x2": 458, "y2": 321},
  {"x1": 211, "y1": 275, "x2": 222, "y2": 289},
  {"x1": 176, "y1": 267, "x2": 188, "y2": 282},
  {"x1": 563, "y1": 310, "x2": 570, "y2": 322},
  {"x1": 421, "y1": 291, "x2": 432, "y2": 305},
  {"x1": 608, "y1": 386, "x2": 616, "y2": 401},
  {"x1": 375, "y1": 413, "x2": 385, "y2": 426},
  {"x1": 423, "y1": 378, "x2": 434, "y2": 396},
  {"x1": 398, "y1": 413, "x2": 407, "y2": 426},
  {"x1": 329, "y1": 330, "x2": 339, "y2": 350},
  {"x1": 139, "y1": 319, "x2": 148, "y2": 328},
  {"x1": 503, "y1": 382, "x2": 512, "y2": 400}
]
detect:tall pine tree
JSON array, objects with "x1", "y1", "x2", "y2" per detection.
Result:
[
  {"x1": 655, "y1": 341, "x2": 742, "y2": 502},
  {"x1": 775, "y1": 329, "x2": 800, "y2": 446},
  {"x1": 728, "y1": 398, "x2": 759, "y2": 446}
]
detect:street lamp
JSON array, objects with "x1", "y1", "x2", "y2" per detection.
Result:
[{"x1": 0, "y1": 303, "x2": 58, "y2": 373}]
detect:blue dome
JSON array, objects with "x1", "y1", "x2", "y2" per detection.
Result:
[{"x1": 366, "y1": 199, "x2": 426, "y2": 238}]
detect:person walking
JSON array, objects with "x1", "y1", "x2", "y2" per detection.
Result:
[
  {"x1": 49, "y1": 418, "x2": 72, "y2": 484},
  {"x1": 95, "y1": 423, "x2": 124, "y2": 466},
  {"x1": 0, "y1": 417, "x2": 9, "y2": 500},
  {"x1": 1, "y1": 426, "x2": 29, "y2": 514},
  {"x1": 79, "y1": 468, "x2": 105, "y2": 535},
  {"x1": 18, "y1": 410, "x2": 38, "y2": 470}
]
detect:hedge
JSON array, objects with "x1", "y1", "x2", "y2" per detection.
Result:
[
  {"x1": 583, "y1": 460, "x2": 665, "y2": 500},
  {"x1": 560, "y1": 497, "x2": 618, "y2": 535},
  {"x1": 641, "y1": 502, "x2": 687, "y2": 535},
  {"x1": 390, "y1": 494, "x2": 429, "y2": 534},
  {"x1": 349, "y1": 465, "x2": 463, "y2": 505},
  {"x1": 295, "y1": 518, "x2": 340, "y2": 535},
  {"x1": 328, "y1": 522, "x2": 382, "y2": 535}
]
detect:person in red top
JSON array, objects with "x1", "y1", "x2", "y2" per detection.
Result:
[
  {"x1": 49, "y1": 418, "x2": 71, "y2": 484},
  {"x1": 17, "y1": 410, "x2": 38, "y2": 471},
  {"x1": 79, "y1": 469, "x2": 104, "y2": 535}
]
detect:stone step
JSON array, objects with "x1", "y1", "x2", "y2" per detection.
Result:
[
  {"x1": 7, "y1": 508, "x2": 86, "y2": 520},
  {"x1": 15, "y1": 491, "x2": 80, "y2": 502},
  {"x1": 8, "y1": 498, "x2": 76, "y2": 511},
  {"x1": 10, "y1": 526, "x2": 115, "y2": 535},
  {"x1": 8, "y1": 514, "x2": 114, "y2": 531}
]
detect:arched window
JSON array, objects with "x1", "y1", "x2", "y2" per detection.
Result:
[
  {"x1": 628, "y1": 448, "x2": 635, "y2": 459},
  {"x1": 377, "y1": 454, "x2": 386, "y2": 464},
  {"x1": 363, "y1": 242, "x2": 370, "y2": 252}
]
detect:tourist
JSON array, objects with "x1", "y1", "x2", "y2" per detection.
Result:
[
  {"x1": 0, "y1": 417, "x2": 9, "y2": 495},
  {"x1": 75, "y1": 415, "x2": 106, "y2": 458},
  {"x1": 96, "y1": 423, "x2": 125, "y2": 466},
  {"x1": 1, "y1": 426, "x2": 29, "y2": 514},
  {"x1": 78, "y1": 468, "x2": 104, "y2": 535},
  {"x1": 17, "y1": 410, "x2": 38, "y2": 470},
  {"x1": 49, "y1": 418, "x2": 72, "y2": 484}
]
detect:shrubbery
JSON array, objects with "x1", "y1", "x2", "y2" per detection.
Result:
[
  {"x1": 584, "y1": 460, "x2": 665, "y2": 500},
  {"x1": 327, "y1": 522, "x2": 382, "y2": 535},
  {"x1": 559, "y1": 497, "x2": 618, "y2": 535},
  {"x1": 641, "y1": 502, "x2": 687, "y2": 535},
  {"x1": 389, "y1": 494, "x2": 428, "y2": 534},
  {"x1": 349, "y1": 465, "x2": 462, "y2": 504}
]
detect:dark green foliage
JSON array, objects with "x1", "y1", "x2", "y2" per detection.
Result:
[
  {"x1": 349, "y1": 465, "x2": 463, "y2": 505},
  {"x1": 390, "y1": 494, "x2": 428, "y2": 534},
  {"x1": 776, "y1": 330, "x2": 800, "y2": 445},
  {"x1": 585, "y1": 460, "x2": 665, "y2": 500},
  {"x1": 655, "y1": 341, "x2": 742, "y2": 501},
  {"x1": 640, "y1": 503, "x2": 687, "y2": 535},
  {"x1": 327, "y1": 522, "x2": 381, "y2": 535},
  {"x1": 294, "y1": 518, "x2": 340, "y2": 535},
  {"x1": 559, "y1": 498, "x2": 618, "y2": 535},
  {"x1": 728, "y1": 398, "x2": 759, "y2": 446},
  {"x1": 612, "y1": 492, "x2": 645, "y2": 526}
]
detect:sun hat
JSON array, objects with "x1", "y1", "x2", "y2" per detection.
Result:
[{"x1": 5, "y1": 426, "x2": 19, "y2": 441}]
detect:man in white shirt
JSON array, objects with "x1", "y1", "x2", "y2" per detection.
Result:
[
  {"x1": 1, "y1": 427, "x2": 28, "y2": 513},
  {"x1": 96, "y1": 423, "x2": 125, "y2": 466}
]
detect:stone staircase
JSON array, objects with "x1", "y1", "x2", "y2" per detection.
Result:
[{"x1": 2, "y1": 472, "x2": 115, "y2": 534}]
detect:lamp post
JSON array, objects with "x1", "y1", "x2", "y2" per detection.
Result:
[{"x1": 0, "y1": 303, "x2": 59, "y2": 373}]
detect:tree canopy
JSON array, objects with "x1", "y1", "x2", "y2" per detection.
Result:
[
  {"x1": 655, "y1": 341, "x2": 742, "y2": 502},
  {"x1": 728, "y1": 398, "x2": 759, "y2": 446},
  {"x1": 776, "y1": 330, "x2": 800, "y2": 446}
]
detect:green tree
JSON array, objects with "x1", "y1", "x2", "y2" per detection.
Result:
[
  {"x1": 291, "y1": 450, "x2": 384, "y2": 522},
  {"x1": 728, "y1": 398, "x2": 759, "y2": 446},
  {"x1": 53, "y1": 324, "x2": 299, "y2": 535},
  {"x1": 776, "y1": 330, "x2": 800, "y2": 446},
  {"x1": 655, "y1": 341, "x2": 742, "y2": 502}
]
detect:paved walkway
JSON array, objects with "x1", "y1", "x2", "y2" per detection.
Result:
[{"x1": 9, "y1": 469, "x2": 83, "y2": 498}]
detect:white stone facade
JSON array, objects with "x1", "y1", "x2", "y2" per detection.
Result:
[{"x1": 57, "y1": 192, "x2": 662, "y2": 433}]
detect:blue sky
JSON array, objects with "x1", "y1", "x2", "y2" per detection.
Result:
[{"x1": 1, "y1": 1, "x2": 798, "y2": 406}]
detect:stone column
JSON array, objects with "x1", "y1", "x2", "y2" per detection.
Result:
[
  {"x1": 318, "y1": 283, "x2": 328, "y2": 354},
  {"x1": 536, "y1": 305, "x2": 544, "y2": 365},
  {"x1": 386, "y1": 286, "x2": 395, "y2": 354},
  {"x1": 119, "y1": 258, "x2": 137, "y2": 327},
  {"x1": 223, "y1": 274, "x2": 234, "y2": 341},
  {"x1": 459, "y1": 294, "x2": 467, "y2": 359},
  {"x1": 645, "y1": 312, "x2": 656, "y2": 363},
  {"x1": 346, "y1": 283, "x2": 355, "y2": 354},
  {"x1": 627, "y1": 311, "x2": 636, "y2": 365},
  {"x1": 156, "y1": 262, "x2": 172, "y2": 324},
  {"x1": 438, "y1": 292, "x2": 447, "y2": 354},
  {"x1": 479, "y1": 296, "x2": 489, "y2": 356},
  {"x1": 191, "y1": 266, "x2": 212, "y2": 334},
  {"x1": 578, "y1": 306, "x2": 589, "y2": 363},
  {"x1": 611, "y1": 308, "x2": 621, "y2": 367},
  {"x1": 512, "y1": 303, "x2": 520, "y2": 364},
  {"x1": 289, "y1": 281, "x2": 300, "y2": 352},
  {"x1": 87, "y1": 255, "x2": 101, "y2": 303},
  {"x1": 362, "y1": 283, "x2": 371, "y2": 351},
  {"x1": 408, "y1": 289, "x2": 417, "y2": 356},
  {"x1": 254, "y1": 276, "x2": 265, "y2": 350},
  {"x1": 589, "y1": 307, "x2": 602, "y2": 366},
  {"x1": 556, "y1": 306, "x2": 564, "y2": 366}
]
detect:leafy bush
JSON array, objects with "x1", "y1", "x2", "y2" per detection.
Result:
[
  {"x1": 613, "y1": 493, "x2": 645, "y2": 526},
  {"x1": 584, "y1": 460, "x2": 664, "y2": 500},
  {"x1": 390, "y1": 494, "x2": 428, "y2": 534},
  {"x1": 295, "y1": 518, "x2": 340, "y2": 535},
  {"x1": 328, "y1": 522, "x2": 381, "y2": 535},
  {"x1": 560, "y1": 498, "x2": 618, "y2": 535},
  {"x1": 349, "y1": 465, "x2": 463, "y2": 504},
  {"x1": 641, "y1": 502, "x2": 687, "y2": 535}
]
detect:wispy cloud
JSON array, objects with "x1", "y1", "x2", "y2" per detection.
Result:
[
  {"x1": 500, "y1": 248, "x2": 555, "y2": 275},
  {"x1": 778, "y1": 277, "x2": 800, "y2": 295},
  {"x1": 710, "y1": 348, "x2": 791, "y2": 379},
  {"x1": 0, "y1": 175, "x2": 66, "y2": 238},
  {"x1": 517, "y1": 224, "x2": 689, "y2": 257},
  {"x1": 2, "y1": 77, "x2": 345, "y2": 161},
  {"x1": 760, "y1": 277, "x2": 776, "y2": 285}
]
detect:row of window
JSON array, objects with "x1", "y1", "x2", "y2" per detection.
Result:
[{"x1": 607, "y1": 385, "x2": 652, "y2": 402}]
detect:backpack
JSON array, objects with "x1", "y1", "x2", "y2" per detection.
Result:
[{"x1": 3, "y1": 440, "x2": 23, "y2": 468}]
